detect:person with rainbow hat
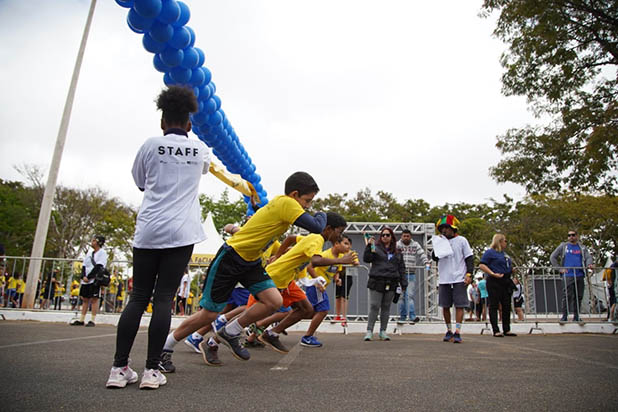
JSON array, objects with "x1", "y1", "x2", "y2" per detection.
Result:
[{"x1": 432, "y1": 215, "x2": 474, "y2": 343}]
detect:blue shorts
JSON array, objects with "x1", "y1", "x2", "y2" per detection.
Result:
[
  {"x1": 7, "y1": 289, "x2": 17, "y2": 298},
  {"x1": 306, "y1": 285, "x2": 330, "y2": 312},
  {"x1": 277, "y1": 305, "x2": 291, "y2": 313},
  {"x1": 227, "y1": 287, "x2": 250, "y2": 306}
]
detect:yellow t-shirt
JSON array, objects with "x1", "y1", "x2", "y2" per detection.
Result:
[
  {"x1": 109, "y1": 276, "x2": 118, "y2": 294},
  {"x1": 311, "y1": 248, "x2": 343, "y2": 286},
  {"x1": 7, "y1": 276, "x2": 17, "y2": 290},
  {"x1": 70, "y1": 287, "x2": 80, "y2": 297},
  {"x1": 261, "y1": 239, "x2": 281, "y2": 267},
  {"x1": 226, "y1": 195, "x2": 305, "y2": 262},
  {"x1": 267, "y1": 233, "x2": 325, "y2": 289},
  {"x1": 17, "y1": 279, "x2": 26, "y2": 294}
]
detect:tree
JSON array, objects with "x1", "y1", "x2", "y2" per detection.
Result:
[
  {"x1": 481, "y1": 0, "x2": 618, "y2": 194},
  {"x1": 199, "y1": 188, "x2": 247, "y2": 232},
  {"x1": 0, "y1": 179, "x2": 39, "y2": 256}
]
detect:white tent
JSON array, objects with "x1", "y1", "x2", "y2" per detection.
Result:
[{"x1": 190, "y1": 213, "x2": 224, "y2": 266}]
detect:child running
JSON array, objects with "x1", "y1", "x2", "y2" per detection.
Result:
[{"x1": 159, "y1": 172, "x2": 327, "y2": 368}]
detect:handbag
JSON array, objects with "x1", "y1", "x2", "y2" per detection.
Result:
[{"x1": 91, "y1": 252, "x2": 111, "y2": 287}]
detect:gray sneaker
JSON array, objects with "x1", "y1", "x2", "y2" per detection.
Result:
[
  {"x1": 258, "y1": 331, "x2": 289, "y2": 354},
  {"x1": 199, "y1": 341, "x2": 222, "y2": 366},
  {"x1": 158, "y1": 351, "x2": 175, "y2": 373},
  {"x1": 214, "y1": 327, "x2": 250, "y2": 361}
]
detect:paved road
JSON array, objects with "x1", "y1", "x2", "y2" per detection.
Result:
[{"x1": 0, "y1": 321, "x2": 616, "y2": 411}]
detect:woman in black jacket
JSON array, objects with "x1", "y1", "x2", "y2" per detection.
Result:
[{"x1": 363, "y1": 227, "x2": 407, "y2": 341}]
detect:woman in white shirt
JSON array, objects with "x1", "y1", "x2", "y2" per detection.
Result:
[{"x1": 106, "y1": 86, "x2": 210, "y2": 390}]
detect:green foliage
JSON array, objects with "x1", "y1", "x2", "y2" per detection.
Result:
[
  {"x1": 0, "y1": 179, "x2": 38, "y2": 256},
  {"x1": 481, "y1": 0, "x2": 618, "y2": 194},
  {"x1": 199, "y1": 188, "x2": 247, "y2": 232}
]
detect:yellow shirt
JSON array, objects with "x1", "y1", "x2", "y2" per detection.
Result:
[
  {"x1": 267, "y1": 233, "x2": 325, "y2": 289},
  {"x1": 109, "y1": 276, "x2": 118, "y2": 294},
  {"x1": 261, "y1": 239, "x2": 281, "y2": 267},
  {"x1": 7, "y1": 276, "x2": 17, "y2": 289},
  {"x1": 311, "y1": 248, "x2": 343, "y2": 286},
  {"x1": 226, "y1": 195, "x2": 305, "y2": 262},
  {"x1": 70, "y1": 287, "x2": 80, "y2": 297},
  {"x1": 17, "y1": 279, "x2": 25, "y2": 294}
]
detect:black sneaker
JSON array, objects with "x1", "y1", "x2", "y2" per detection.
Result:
[
  {"x1": 85, "y1": 321, "x2": 95, "y2": 327},
  {"x1": 243, "y1": 338, "x2": 265, "y2": 348},
  {"x1": 215, "y1": 327, "x2": 250, "y2": 361},
  {"x1": 70, "y1": 320, "x2": 84, "y2": 326},
  {"x1": 258, "y1": 331, "x2": 289, "y2": 354},
  {"x1": 199, "y1": 341, "x2": 222, "y2": 366},
  {"x1": 412, "y1": 317, "x2": 420, "y2": 323},
  {"x1": 158, "y1": 351, "x2": 175, "y2": 373}
]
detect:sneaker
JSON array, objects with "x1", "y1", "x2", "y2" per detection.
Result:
[
  {"x1": 199, "y1": 341, "x2": 222, "y2": 366},
  {"x1": 215, "y1": 327, "x2": 251, "y2": 360},
  {"x1": 158, "y1": 351, "x2": 175, "y2": 373},
  {"x1": 396, "y1": 319, "x2": 406, "y2": 325},
  {"x1": 243, "y1": 339, "x2": 265, "y2": 348},
  {"x1": 300, "y1": 335, "x2": 323, "y2": 348},
  {"x1": 363, "y1": 332, "x2": 372, "y2": 341},
  {"x1": 412, "y1": 317, "x2": 420, "y2": 323},
  {"x1": 258, "y1": 331, "x2": 289, "y2": 354},
  {"x1": 139, "y1": 368, "x2": 167, "y2": 390},
  {"x1": 559, "y1": 315, "x2": 568, "y2": 324},
  {"x1": 85, "y1": 321, "x2": 95, "y2": 327},
  {"x1": 453, "y1": 332, "x2": 462, "y2": 343},
  {"x1": 379, "y1": 331, "x2": 391, "y2": 341},
  {"x1": 184, "y1": 334, "x2": 204, "y2": 354},
  {"x1": 70, "y1": 320, "x2": 84, "y2": 326},
  {"x1": 106, "y1": 366, "x2": 138, "y2": 388},
  {"x1": 211, "y1": 316, "x2": 228, "y2": 334},
  {"x1": 443, "y1": 331, "x2": 454, "y2": 342}
]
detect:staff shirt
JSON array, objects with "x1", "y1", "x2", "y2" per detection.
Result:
[
  {"x1": 82, "y1": 248, "x2": 108, "y2": 285},
  {"x1": 132, "y1": 130, "x2": 210, "y2": 249}
]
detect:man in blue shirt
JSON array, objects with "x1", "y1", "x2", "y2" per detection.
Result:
[{"x1": 550, "y1": 230, "x2": 594, "y2": 323}]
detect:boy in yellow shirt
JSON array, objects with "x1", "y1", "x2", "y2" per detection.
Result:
[{"x1": 161, "y1": 172, "x2": 328, "y2": 366}]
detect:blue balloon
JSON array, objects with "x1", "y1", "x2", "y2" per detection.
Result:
[
  {"x1": 169, "y1": 26, "x2": 191, "y2": 49},
  {"x1": 195, "y1": 48, "x2": 205, "y2": 67},
  {"x1": 253, "y1": 174, "x2": 261, "y2": 184},
  {"x1": 149, "y1": 21, "x2": 173, "y2": 43},
  {"x1": 189, "y1": 67, "x2": 205, "y2": 86},
  {"x1": 153, "y1": 54, "x2": 173, "y2": 73},
  {"x1": 157, "y1": 0, "x2": 180, "y2": 24},
  {"x1": 209, "y1": 82, "x2": 216, "y2": 94},
  {"x1": 142, "y1": 33, "x2": 166, "y2": 53},
  {"x1": 181, "y1": 47, "x2": 199, "y2": 69},
  {"x1": 173, "y1": 1, "x2": 191, "y2": 27},
  {"x1": 197, "y1": 124, "x2": 210, "y2": 136},
  {"x1": 191, "y1": 111, "x2": 208, "y2": 126},
  {"x1": 170, "y1": 67, "x2": 192, "y2": 83},
  {"x1": 134, "y1": 0, "x2": 162, "y2": 19},
  {"x1": 212, "y1": 95, "x2": 221, "y2": 110},
  {"x1": 115, "y1": 0, "x2": 134, "y2": 8},
  {"x1": 204, "y1": 98, "x2": 217, "y2": 114},
  {"x1": 127, "y1": 8, "x2": 154, "y2": 32},
  {"x1": 201, "y1": 67, "x2": 212, "y2": 85},
  {"x1": 159, "y1": 47, "x2": 183, "y2": 67},
  {"x1": 254, "y1": 183, "x2": 264, "y2": 193},
  {"x1": 185, "y1": 26, "x2": 196, "y2": 47},
  {"x1": 197, "y1": 85, "x2": 211, "y2": 102},
  {"x1": 163, "y1": 72, "x2": 174, "y2": 85}
]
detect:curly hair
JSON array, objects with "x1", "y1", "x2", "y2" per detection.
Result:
[{"x1": 156, "y1": 86, "x2": 198, "y2": 126}]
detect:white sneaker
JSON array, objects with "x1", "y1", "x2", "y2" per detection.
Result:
[
  {"x1": 139, "y1": 368, "x2": 167, "y2": 390},
  {"x1": 106, "y1": 366, "x2": 138, "y2": 388}
]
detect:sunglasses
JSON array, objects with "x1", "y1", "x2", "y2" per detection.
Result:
[
  {"x1": 381, "y1": 233, "x2": 391, "y2": 237},
  {"x1": 567, "y1": 233, "x2": 577, "y2": 237}
]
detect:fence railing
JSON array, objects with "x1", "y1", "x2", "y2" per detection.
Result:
[{"x1": 1, "y1": 256, "x2": 614, "y2": 323}]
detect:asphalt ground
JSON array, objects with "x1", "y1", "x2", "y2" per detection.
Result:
[{"x1": 0, "y1": 320, "x2": 617, "y2": 412}]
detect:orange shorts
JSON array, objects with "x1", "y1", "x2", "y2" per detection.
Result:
[{"x1": 246, "y1": 281, "x2": 307, "y2": 308}]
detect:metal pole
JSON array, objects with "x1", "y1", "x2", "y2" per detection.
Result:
[{"x1": 23, "y1": 0, "x2": 97, "y2": 308}]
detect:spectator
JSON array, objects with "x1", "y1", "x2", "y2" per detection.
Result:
[
  {"x1": 466, "y1": 280, "x2": 480, "y2": 321},
  {"x1": 396, "y1": 229, "x2": 429, "y2": 324},
  {"x1": 6, "y1": 271, "x2": 18, "y2": 308},
  {"x1": 176, "y1": 267, "x2": 190, "y2": 316},
  {"x1": 512, "y1": 277, "x2": 525, "y2": 321},
  {"x1": 479, "y1": 233, "x2": 516, "y2": 337},
  {"x1": 71, "y1": 235, "x2": 107, "y2": 326},
  {"x1": 53, "y1": 280, "x2": 65, "y2": 310},
  {"x1": 41, "y1": 269, "x2": 58, "y2": 309},
  {"x1": 105, "y1": 274, "x2": 119, "y2": 313},
  {"x1": 432, "y1": 215, "x2": 474, "y2": 344},
  {"x1": 333, "y1": 267, "x2": 353, "y2": 323},
  {"x1": 70, "y1": 282, "x2": 80, "y2": 310},
  {"x1": 476, "y1": 273, "x2": 488, "y2": 321},
  {"x1": 16, "y1": 273, "x2": 25, "y2": 307},
  {"x1": 363, "y1": 227, "x2": 407, "y2": 341},
  {"x1": 550, "y1": 230, "x2": 594, "y2": 323},
  {"x1": 604, "y1": 260, "x2": 617, "y2": 322}
]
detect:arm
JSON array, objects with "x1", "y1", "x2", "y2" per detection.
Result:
[
  {"x1": 363, "y1": 242, "x2": 375, "y2": 263},
  {"x1": 464, "y1": 255, "x2": 475, "y2": 285},
  {"x1": 223, "y1": 223, "x2": 240, "y2": 235},
  {"x1": 479, "y1": 263, "x2": 504, "y2": 279},
  {"x1": 271, "y1": 235, "x2": 298, "y2": 262},
  {"x1": 549, "y1": 244, "x2": 563, "y2": 270},
  {"x1": 398, "y1": 254, "x2": 408, "y2": 290},
  {"x1": 431, "y1": 250, "x2": 439, "y2": 262},
  {"x1": 311, "y1": 252, "x2": 357, "y2": 268},
  {"x1": 293, "y1": 212, "x2": 327, "y2": 234}
]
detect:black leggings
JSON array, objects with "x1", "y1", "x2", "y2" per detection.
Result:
[
  {"x1": 113, "y1": 245, "x2": 193, "y2": 370},
  {"x1": 487, "y1": 280, "x2": 511, "y2": 334}
]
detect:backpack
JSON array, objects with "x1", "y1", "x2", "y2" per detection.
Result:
[{"x1": 91, "y1": 251, "x2": 111, "y2": 287}]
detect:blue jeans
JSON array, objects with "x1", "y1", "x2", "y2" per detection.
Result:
[{"x1": 398, "y1": 273, "x2": 416, "y2": 320}]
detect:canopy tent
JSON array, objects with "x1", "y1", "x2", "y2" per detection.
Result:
[{"x1": 190, "y1": 213, "x2": 224, "y2": 267}]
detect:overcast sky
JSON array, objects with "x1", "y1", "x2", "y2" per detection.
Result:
[{"x1": 0, "y1": 0, "x2": 534, "y2": 212}]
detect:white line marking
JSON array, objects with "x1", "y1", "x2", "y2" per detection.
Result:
[
  {"x1": 0, "y1": 331, "x2": 146, "y2": 350},
  {"x1": 270, "y1": 343, "x2": 302, "y2": 371}
]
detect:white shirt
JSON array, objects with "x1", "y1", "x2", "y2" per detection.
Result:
[
  {"x1": 437, "y1": 235, "x2": 473, "y2": 284},
  {"x1": 81, "y1": 248, "x2": 108, "y2": 285},
  {"x1": 132, "y1": 132, "x2": 210, "y2": 249},
  {"x1": 178, "y1": 273, "x2": 191, "y2": 298}
]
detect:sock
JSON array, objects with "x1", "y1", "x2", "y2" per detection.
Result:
[
  {"x1": 79, "y1": 314, "x2": 86, "y2": 322},
  {"x1": 91, "y1": 314, "x2": 96, "y2": 322},
  {"x1": 455, "y1": 323, "x2": 462, "y2": 333},
  {"x1": 207, "y1": 337, "x2": 218, "y2": 347},
  {"x1": 163, "y1": 332, "x2": 179, "y2": 352},
  {"x1": 191, "y1": 332, "x2": 204, "y2": 340},
  {"x1": 267, "y1": 328, "x2": 279, "y2": 338},
  {"x1": 218, "y1": 314, "x2": 227, "y2": 323},
  {"x1": 446, "y1": 323, "x2": 452, "y2": 332},
  {"x1": 224, "y1": 319, "x2": 243, "y2": 336}
]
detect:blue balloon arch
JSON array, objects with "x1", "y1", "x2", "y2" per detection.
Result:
[{"x1": 116, "y1": 0, "x2": 267, "y2": 213}]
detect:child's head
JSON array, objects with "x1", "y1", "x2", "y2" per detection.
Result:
[
  {"x1": 323, "y1": 212, "x2": 347, "y2": 243},
  {"x1": 285, "y1": 172, "x2": 319, "y2": 209},
  {"x1": 156, "y1": 86, "x2": 198, "y2": 130},
  {"x1": 334, "y1": 234, "x2": 352, "y2": 254}
]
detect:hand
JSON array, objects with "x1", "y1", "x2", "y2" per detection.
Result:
[
  {"x1": 493, "y1": 273, "x2": 504, "y2": 278},
  {"x1": 82, "y1": 276, "x2": 88, "y2": 282},
  {"x1": 341, "y1": 252, "x2": 358, "y2": 265},
  {"x1": 336, "y1": 278, "x2": 342, "y2": 286},
  {"x1": 317, "y1": 283, "x2": 326, "y2": 292},
  {"x1": 559, "y1": 268, "x2": 567, "y2": 274}
]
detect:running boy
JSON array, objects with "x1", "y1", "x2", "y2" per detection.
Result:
[{"x1": 161, "y1": 172, "x2": 327, "y2": 365}]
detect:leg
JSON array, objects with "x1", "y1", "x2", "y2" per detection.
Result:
[
  {"x1": 408, "y1": 274, "x2": 417, "y2": 320},
  {"x1": 443, "y1": 307, "x2": 451, "y2": 326},
  {"x1": 398, "y1": 283, "x2": 409, "y2": 321},
  {"x1": 500, "y1": 287, "x2": 511, "y2": 333},
  {"x1": 561, "y1": 277, "x2": 571, "y2": 319},
  {"x1": 305, "y1": 311, "x2": 327, "y2": 337},
  {"x1": 366, "y1": 289, "x2": 382, "y2": 333},
  {"x1": 574, "y1": 277, "x2": 585, "y2": 319},
  {"x1": 379, "y1": 290, "x2": 395, "y2": 332},
  {"x1": 487, "y1": 286, "x2": 500, "y2": 334},
  {"x1": 271, "y1": 299, "x2": 313, "y2": 333},
  {"x1": 235, "y1": 288, "x2": 282, "y2": 328},
  {"x1": 90, "y1": 297, "x2": 99, "y2": 319}
]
